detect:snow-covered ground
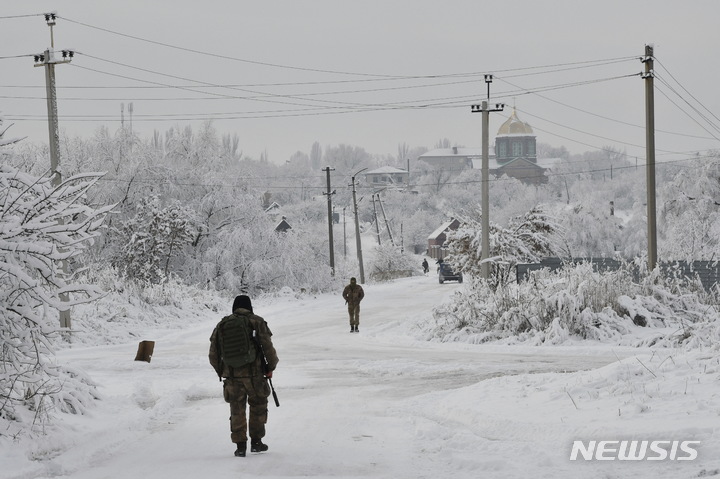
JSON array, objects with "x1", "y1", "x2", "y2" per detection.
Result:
[{"x1": 3, "y1": 275, "x2": 720, "y2": 479}]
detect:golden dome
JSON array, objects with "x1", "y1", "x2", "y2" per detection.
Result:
[{"x1": 497, "y1": 108, "x2": 534, "y2": 136}]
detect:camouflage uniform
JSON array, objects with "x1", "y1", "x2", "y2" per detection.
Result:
[
  {"x1": 209, "y1": 307, "x2": 279, "y2": 444},
  {"x1": 342, "y1": 279, "x2": 365, "y2": 328}
]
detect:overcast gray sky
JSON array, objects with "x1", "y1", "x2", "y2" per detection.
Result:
[{"x1": 2, "y1": 0, "x2": 719, "y2": 165}]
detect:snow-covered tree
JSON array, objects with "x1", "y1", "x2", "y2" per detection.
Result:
[
  {"x1": 658, "y1": 152, "x2": 720, "y2": 261},
  {"x1": 114, "y1": 195, "x2": 200, "y2": 284},
  {"x1": 555, "y1": 203, "x2": 624, "y2": 258},
  {"x1": 0, "y1": 161, "x2": 112, "y2": 433},
  {"x1": 323, "y1": 144, "x2": 372, "y2": 175},
  {"x1": 446, "y1": 205, "x2": 562, "y2": 289}
]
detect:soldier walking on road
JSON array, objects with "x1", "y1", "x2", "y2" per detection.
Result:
[
  {"x1": 209, "y1": 295, "x2": 279, "y2": 457},
  {"x1": 342, "y1": 277, "x2": 365, "y2": 333}
]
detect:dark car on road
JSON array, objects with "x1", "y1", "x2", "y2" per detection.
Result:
[{"x1": 438, "y1": 262, "x2": 463, "y2": 284}]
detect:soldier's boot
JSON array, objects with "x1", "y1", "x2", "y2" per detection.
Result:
[
  {"x1": 251, "y1": 439, "x2": 269, "y2": 453},
  {"x1": 234, "y1": 441, "x2": 247, "y2": 457}
]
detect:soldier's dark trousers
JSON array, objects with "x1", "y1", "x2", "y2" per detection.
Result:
[
  {"x1": 223, "y1": 377, "x2": 269, "y2": 443},
  {"x1": 347, "y1": 303, "x2": 360, "y2": 327}
]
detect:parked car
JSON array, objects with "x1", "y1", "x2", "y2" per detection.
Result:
[{"x1": 438, "y1": 262, "x2": 463, "y2": 284}]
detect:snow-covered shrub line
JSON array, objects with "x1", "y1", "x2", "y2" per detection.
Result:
[{"x1": 425, "y1": 262, "x2": 720, "y2": 348}]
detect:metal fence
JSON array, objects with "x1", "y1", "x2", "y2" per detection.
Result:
[{"x1": 516, "y1": 258, "x2": 720, "y2": 292}]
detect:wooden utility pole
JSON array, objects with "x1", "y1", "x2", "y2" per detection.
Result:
[
  {"x1": 377, "y1": 194, "x2": 395, "y2": 246},
  {"x1": 350, "y1": 169, "x2": 367, "y2": 283},
  {"x1": 34, "y1": 13, "x2": 73, "y2": 329},
  {"x1": 322, "y1": 166, "x2": 336, "y2": 275},
  {"x1": 372, "y1": 194, "x2": 381, "y2": 246},
  {"x1": 343, "y1": 206, "x2": 347, "y2": 258},
  {"x1": 642, "y1": 45, "x2": 657, "y2": 271},
  {"x1": 471, "y1": 75, "x2": 504, "y2": 279}
]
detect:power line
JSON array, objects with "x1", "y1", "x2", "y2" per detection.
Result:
[
  {"x1": 73, "y1": 53, "x2": 640, "y2": 111},
  {"x1": 2, "y1": 73, "x2": 635, "y2": 111},
  {"x1": 513, "y1": 106, "x2": 662, "y2": 154},
  {"x1": 496, "y1": 75, "x2": 717, "y2": 141},
  {"x1": 0, "y1": 56, "x2": 637, "y2": 90},
  {"x1": 5, "y1": 65, "x2": 640, "y2": 122},
  {"x1": 0, "y1": 54, "x2": 36, "y2": 60},
  {"x1": 655, "y1": 58, "x2": 720, "y2": 126},
  {"x1": 71, "y1": 56, "x2": 370, "y2": 110},
  {"x1": 654, "y1": 73, "x2": 720, "y2": 133},
  {"x1": 499, "y1": 57, "x2": 637, "y2": 80},
  {"x1": 0, "y1": 58, "x2": 638, "y2": 91},
  {"x1": 60, "y1": 15, "x2": 406, "y2": 79},
  {"x1": 77, "y1": 53, "x2": 399, "y2": 109},
  {"x1": 0, "y1": 13, "x2": 45, "y2": 19},
  {"x1": 60, "y1": 15, "x2": 639, "y2": 81},
  {"x1": 0, "y1": 75, "x2": 485, "y2": 101},
  {"x1": 654, "y1": 75, "x2": 720, "y2": 139},
  {"x1": 6, "y1": 26, "x2": 712, "y2": 162}
]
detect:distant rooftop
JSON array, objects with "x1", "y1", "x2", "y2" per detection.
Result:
[{"x1": 365, "y1": 166, "x2": 408, "y2": 175}]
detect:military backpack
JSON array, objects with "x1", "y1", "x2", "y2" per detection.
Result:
[{"x1": 217, "y1": 313, "x2": 257, "y2": 368}]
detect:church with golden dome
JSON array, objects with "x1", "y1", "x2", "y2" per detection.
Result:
[
  {"x1": 492, "y1": 108, "x2": 546, "y2": 183},
  {"x1": 418, "y1": 107, "x2": 550, "y2": 185}
]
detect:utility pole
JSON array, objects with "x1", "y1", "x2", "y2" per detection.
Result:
[
  {"x1": 642, "y1": 45, "x2": 657, "y2": 271},
  {"x1": 406, "y1": 158, "x2": 410, "y2": 188},
  {"x1": 471, "y1": 75, "x2": 504, "y2": 279},
  {"x1": 120, "y1": 103, "x2": 125, "y2": 160},
  {"x1": 34, "y1": 12, "x2": 73, "y2": 329},
  {"x1": 377, "y1": 194, "x2": 395, "y2": 246},
  {"x1": 128, "y1": 102, "x2": 134, "y2": 136},
  {"x1": 372, "y1": 194, "x2": 381, "y2": 246},
  {"x1": 342, "y1": 207, "x2": 347, "y2": 258},
  {"x1": 322, "y1": 166, "x2": 336, "y2": 275},
  {"x1": 351, "y1": 168, "x2": 368, "y2": 283}
]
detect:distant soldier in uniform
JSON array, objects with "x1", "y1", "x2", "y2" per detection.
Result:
[
  {"x1": 209, "y1": 295, "x2": 279, "y2": 457},
  {"x1": 342, "y1": 277, "x2": 365, "y2": 333}
]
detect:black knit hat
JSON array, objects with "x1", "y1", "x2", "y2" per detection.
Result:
[{"x1": 232, "y1": 295, "x2": 253, "y2": 313}]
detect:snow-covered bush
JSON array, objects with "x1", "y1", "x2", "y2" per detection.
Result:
[
  {"x1": 63, "y1": 263, "x2": 227, "y2": 347},
  {"x1": 367, "y1": 243, "x2": 419, "y2": 281},
  {"x1": 425, "y1": 261, "x2": 720, "y2": 346},
  {"x1": 0, "y1": 164, "x2": 113, "y2": 435}
]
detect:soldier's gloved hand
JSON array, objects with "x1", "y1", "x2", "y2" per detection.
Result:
[{"x1": 265, "y1": 370, "x2": 273, "y2": 379}]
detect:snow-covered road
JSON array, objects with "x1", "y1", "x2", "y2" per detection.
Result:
[{"x1": 6, "y1": 275, "x2": 714, "y2": 479}]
